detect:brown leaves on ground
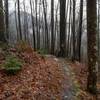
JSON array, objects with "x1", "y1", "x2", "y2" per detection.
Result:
[
  {"x1": 69, "y1": 61, "x2": 88, "y2": 90},
  {"x1": 0, "y1": 47, "x2": 66, "y2": 100},
  {"x1": 68, "y1": 61, "x2": 97, "y2": 100}
]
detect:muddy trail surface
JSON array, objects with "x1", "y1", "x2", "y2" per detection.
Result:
[{"x1": 46, "y1": 55, "x2": 78, "y2": 100}]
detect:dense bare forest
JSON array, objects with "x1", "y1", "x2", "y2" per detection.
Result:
[{"x1": 0, "y1": 0, "x2": 100, "y2": 99}]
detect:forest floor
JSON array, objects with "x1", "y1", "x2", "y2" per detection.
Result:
[
  {"x1": 0, "y1": 44, "x2": 98, "y2": 100},
  {"x1": 48, "y1": 56, "x2": 96, "y2": 100}
]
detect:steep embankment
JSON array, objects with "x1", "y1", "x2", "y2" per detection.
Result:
[{"x1": 0, "y1": 48, "x2": 74, "y2": 100}]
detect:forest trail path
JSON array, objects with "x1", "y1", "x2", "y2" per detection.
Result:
[
  {"x1": 46, "y1": 55, "x2": 97, "y2": 100},
  {"x1": 45, "y1": 55, "x2": 78, "y2": 100}
]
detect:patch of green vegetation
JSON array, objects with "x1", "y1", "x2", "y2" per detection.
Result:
[
  {"x1": 0, "y1": 41, "x2": 9, "y2": 51},
  {"x1": 3, "y1": 55, "x2": 22, "y2": 75},
  {"x1": 37, "y1": 48, "x2": 48, "y2": 55}
]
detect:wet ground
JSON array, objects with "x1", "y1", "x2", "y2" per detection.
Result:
[
  {"x1": 47, "y1": 55, "x2": 78, "y2": 100},
  {"x1": 58, "y1": 58, "x2": 76, "y2": 100}
]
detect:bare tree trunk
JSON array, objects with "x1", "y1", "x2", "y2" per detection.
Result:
[
  {"x1": 5, "y1": 0, "x2": 9, "y2": 40},
  {"x1": 97, "y1": 0, "x2": 100, "y2": 85},
  {"x1": 58, "y1": 0, "x2": 66, "y2": 57},
  {"x1": 42, "y1": 0, "x2": 49, "y2": 51},
  {"x1": 38, "y1": 0, "x2": 41, "y2": 49},
  {"x1": 87, "y1": 0, "x2": 97, "y2": 94},
  {"x1": 23, "y1": 1, "x2": 29, "y2": 43},
  {"x1": 0, "y1": 0, "x2": 6, "y2": 42},
  {"x1": 50, "y1": 0, "x2": 55, "y2": 54},
  {"x1": 67, "y1": 0, "x2": 71, "y2": 57},
  {"x1": 72, "y1": 0, "x2": 76, "y2": 61},
  {"x1": 17, "y1": 0, "x2": 22, "y2": 40},
  {"x1": 15, "y1": 2, "x2": 19, "y2": 41},
  {"x1": 35, "y1": 0, "x2": 39, "y2": 49},
  {"x1": 77, "y1": 0, "x2": 83, "y2": 61},
  {"x1": 30, "y1": 0, "x2": 36, "y2": 50}
]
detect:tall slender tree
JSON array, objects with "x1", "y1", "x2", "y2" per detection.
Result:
[
  {"x1": 0, "y1": 0, "x2": 6, "y2": 42},
  {"x1": 5, "y1": 0, "x2": 9, "y2": 40},
  {"x1": 17, "y1": 0, "x2": 22, "y2": 40},
  {"x1": 87, "y1": 0, "x2": 97, "y2": 94},
  {"x1": 72, "y1": 0, "x2": 76, "y2": 61},
  {"x1": 67, "y1": 0, "x2": 72, "y2": 57},
  {"x1": 23, "y1": 0, "x2": 28, "y2": 42},
  {"x1": 77, "y1": 0, "x2": 83, "y2": 61},
  {"x1": 98, "y1": 0, "x2": 100, "y2": 85},
  {"x1": 35, "y1": 0, "x2": 39, "y2": 49},
  {"x1": 59, "y1": 0, "x2": 66, "y2": 57},
  {"x1": 42, "y1": 0, "x2": 49, "y2": 51},
  {"x1": 15, "y1": 2, "x2": 19, "y2": 40},
  {"x1": 30, "y1": 0, "x2": 36, "y2": 50},
  {"x1": 51, "y1": 0, "x2": 55, "y2": 54}
]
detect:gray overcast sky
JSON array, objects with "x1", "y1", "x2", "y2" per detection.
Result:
[
  {"x1": 9, "y1": 0, "x2": 58, "y2": 12},
  {"x1": 8, "y1": 0, "x2": 81, "y2": 11},
  {"x1": 8, "y1": 0, "x2": 83, "y2": 18}
]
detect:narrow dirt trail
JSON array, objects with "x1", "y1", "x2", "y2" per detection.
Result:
[
  {"x1": 46, "y1": 55, "x2": 78, "y2": 100},
  {"x1": 56, "y1": 57, "x2": 97, "y2": 100},
  {"x1": 57, "y1": 58, "x2": 77, "y2": 100}
]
